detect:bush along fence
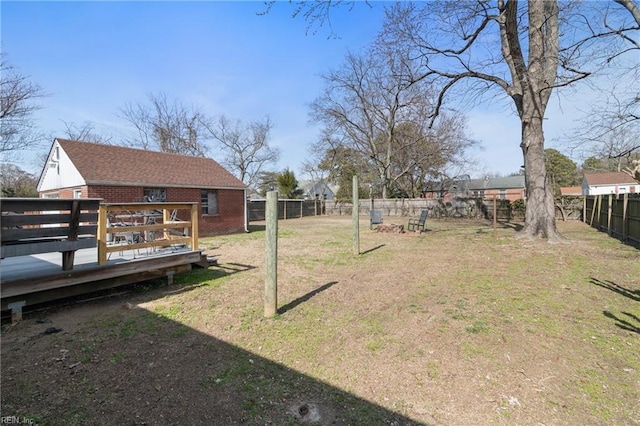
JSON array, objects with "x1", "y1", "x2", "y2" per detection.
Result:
[{"x1": 584, "y1": 193, "x2": 640, "y2": 248}]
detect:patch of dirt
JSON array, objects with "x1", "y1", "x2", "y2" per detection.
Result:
[{"x1": 2, "y1": 217, "x2": 639, "y2": 425}]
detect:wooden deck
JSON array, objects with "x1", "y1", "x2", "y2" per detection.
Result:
[
  {"x1": 1, "y1": 199, "x2": 208, "y2": 322},
  {"x1": 0, "y1": 246, "x2": 208, "y2": 321}
]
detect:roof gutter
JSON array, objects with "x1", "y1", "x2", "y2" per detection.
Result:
[{"x1": 84, "y1": 180, "x2": 247, "y2": 190}]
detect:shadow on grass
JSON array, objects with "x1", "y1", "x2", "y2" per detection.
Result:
[
  {"x1": 158, "y1": 263, "x2": 257, "y2": 295},
  {"x1": 1, "y1": 290, "x2": 424, "y2": 425},
  {"x1": 591, "y1": 278, "x2": 640, "y2": 335},
  {"x1": 603, "y1": 311, "x2": 640, "y2": 335},
  {"x1": 361, "y1": 244, "x2": 385, "y2": 255},
  {"x1": 497, "y1": 220, "x2": 524, "y2": 231},
  {"x1": 590, "y1": 278, "x2": 640, "y2": 302},
  {"x1": 278, "y1": 281, "x2": 339, "y2": 315}
]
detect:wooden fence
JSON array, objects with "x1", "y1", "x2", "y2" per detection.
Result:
[
  {"x1": 247, "y1": 196, "x2": 588, "y2": 223},
  {"x1": 247, "y1": 199, "x2": 325, "y2": 221},
  {"x1": 584, "y1": 194, "x2": 640, "y2": 248}
]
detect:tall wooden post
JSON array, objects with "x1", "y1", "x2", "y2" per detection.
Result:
[
  {"x1": 265, "y1": 191, "x2": 278, "y2": 317},
  {"x1": 493, "y1": 194, "x2": 497, "y2": 239},
  {"x1": 98, "y1": 205, "x2": 108, "y2": 265},
  {"x1": 190, "y1": 203, "x2": 198, "y2": 250},
  {"x1": 353, "y1": 175, "x2": 360, "y2": 255},
  {"x1": 622, "y1": 193, "x2": 628, "y2": 242},
  {"x1": 607, "y1": 194, "x2": 613, "y2": 236}
]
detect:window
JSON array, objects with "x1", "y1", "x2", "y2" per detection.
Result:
[
  {"x1": 143, "y1": 188, "x2": 166, "y2": 202},
  {"x1": 201, "y1": 191, "x2": 218, "y2": 215},
  {"x1": 73, "y1": 189, "x2": 82, "y2": 198},
  {"x1": 499, "y1": 190, "x2": 507, "y2": 200}
]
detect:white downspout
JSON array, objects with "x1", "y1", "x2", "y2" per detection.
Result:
[{"x1": 244, "y1": 188, "x2": 249, "y2": 232}]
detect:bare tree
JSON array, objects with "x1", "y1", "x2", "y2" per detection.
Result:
[
  {"x1": 0, "y1": 53, "x2": 47, "y2": 162},
  {"x1": 309, "y1": 45, "x2": 474, "y2": 199},
  {"x1": 566, "y1": 0, "x2": 640, "y2": 165},
  {"x1": 119, "y1": 92, "x2": 209, "y2": 156},
  {"x1": 623, "y1": 159, "x2": 640, "y2": 182},
  {"x1": 373, "y1": 1, "x2": 639, "y2": 241},
  {"x1": 200, "y1": 115, "x2": 280, "y2": 188},
  {"x1": 59, "y1": 120, "x2": 113, "y2": 144},
  {"x1": 0, "y1": 163, "x2": 38, "y2": 197}
]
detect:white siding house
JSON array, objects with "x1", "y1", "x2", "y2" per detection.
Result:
[{"x1": 582, "y1": 172, "x2": 638, "y2": 196}]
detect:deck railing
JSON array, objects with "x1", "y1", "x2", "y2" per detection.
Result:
[{"x1": 98, "y1": 202, "x2": 199, "y2": 265}]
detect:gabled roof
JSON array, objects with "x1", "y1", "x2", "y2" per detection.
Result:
[
  {"x1": 467, "y1": 175, "x2": 525, "y2": 190},
  {"x1": 560, "y1": 186, "x2": 582, "y2": 196},
  {"x1": 424, "y1": 175, "x2": 525, "y2": 192},
  {"x1": 583, "y1": 172, "x2": 637, "y2": 186},
  {"x1": 52, "y1": 139, "x2": 246, "y2": 189}
]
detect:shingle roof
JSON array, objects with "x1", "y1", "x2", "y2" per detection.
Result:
[
  {"x1": 583, "y1": 172, "x2": 637, "y2": 186},
  {"x1": 560, "y1": 186, "x2": 582, "y2": 196},
  {"x1": 467, "y1": 176, "x2": 525, "y2": 190},
  {"x1": 55, "y1": 139, "x2": 246, "y2": 189}
]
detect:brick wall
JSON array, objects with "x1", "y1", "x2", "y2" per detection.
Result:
[
  {"x1": 87, "y1": 185, "x2": 142, "y2": 203},
  {"x1": 42, "y1": 185, "x2": 245, "y2": 237}
]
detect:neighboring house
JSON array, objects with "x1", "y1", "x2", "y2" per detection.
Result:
[
  {"x1": 300, "y1": 179, "x2": 335, "y2": 200},
  {"x1": 582, "y1": 172, "x2": 638, "y2": 196},
  {"x1": 560, "y1": 186, "x2": 583, "y2": 196},
  {"x1": 424, "y1": 175, "x2": 526, "y2": 202},
  {"x1": 37, "y1": 138, "x2": 248, "y2": 236}
]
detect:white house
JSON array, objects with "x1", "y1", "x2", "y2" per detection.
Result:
[{"x1": 582, "y1": 172, "x2": 638, "y2": 196}]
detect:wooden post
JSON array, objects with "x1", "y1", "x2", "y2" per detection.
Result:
[
  {"x1": 493, "y1": 194, "x2": 497, "y2": 239},
  {"x1": 62, "y1": 199, "x2": 81, "y2": 271},
  {"x1": 353, "y1": 175, "x2": 360, "y2": 255},
  {"x1": 622, "y1": 193, "x2": 628, "y2": 242},
  {"x1": 607, "y1": 194, "x2": 613, "y2": 235},
  {"x1": 98, "y1": 205, "x2": 108, "y2": 265},
  {"x1": 590, "y1": 195, "x2": 599, "y2": 226},
  {"x1": 190, "y1": 203, "x2": 198, "y2": 250},
  {"x1": 265, "y1": 191, "x2": 278, "y2": 317},
  {"x1": 583, "y1": 196, "x2": 587, "y2": 223}
]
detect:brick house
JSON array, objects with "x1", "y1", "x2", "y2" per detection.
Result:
[
  {"x1": 37, "y1": 138, "x2": 248, "y2": 236},
  {"x1": 424, "y1": 175, "x2": 526, "y2": 203}
]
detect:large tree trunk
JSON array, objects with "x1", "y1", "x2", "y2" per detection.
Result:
[
  {"x1": 519, "y1": 117, "x2": 563, "y2": 241},
  {"x1": 504, "y1": 0, "x2": 563, "y2": 241}
]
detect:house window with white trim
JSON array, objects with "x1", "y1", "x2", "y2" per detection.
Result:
[
  {"x1": 499, "y1": 190, "x2": 507, "y2": 200},
  {"x1": 201, "y1": 191, "x2": 218, "y2": 215}
]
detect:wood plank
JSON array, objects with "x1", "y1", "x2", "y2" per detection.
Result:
[
  {"x1": 103, "y1": 202, "x2": 196, "y2": 211},
  {"x1": 1, "y1": 238, "x2": 97, "y2": 257},
  {"x1": 106, "y1": 221, "x2": 190, "y2": 233},
  {"x1": 1, "y1": 264, "x2": 193, "y2": 311},
  {"x1": 105, "y1": 237, "x2": 192, "y2": 253},
  {"x1": 1, "y1": 251, "x2": 203, "y2": 299},
  {"x1": 1, "y1": 198, "x2": 100, "y2": 212},
  {"x1": 2, "y1": 226, "x2": 97, "y2": 241},
  {"x1": 1, "y1": 212, "x2": 98, "y2": 227}
]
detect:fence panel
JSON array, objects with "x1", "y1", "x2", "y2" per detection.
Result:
[
  {"x1": 585, "y1": 194, "x2": 640, "y2": 248},
  {"x1": 247, "y1": 199, "x2": 324, "y2": 222}
]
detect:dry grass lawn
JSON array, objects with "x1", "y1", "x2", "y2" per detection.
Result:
[{"x1": 1, "y1": 217, "x2": 639, "y2": 425}]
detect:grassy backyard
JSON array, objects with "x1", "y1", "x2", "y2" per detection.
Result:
[{"x1": 1, "y1": 216, "x2": 639, "y2": 425}]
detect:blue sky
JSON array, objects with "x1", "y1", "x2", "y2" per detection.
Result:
[{"x1": 3, "y1": 1, "x2": 585, "y2": 180}]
